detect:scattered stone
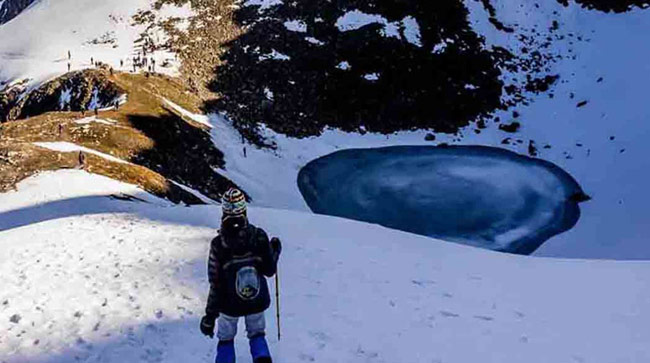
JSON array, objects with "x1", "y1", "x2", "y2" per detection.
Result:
[
  {"x1": 499, "y1": 121, "x2": 521, "y2": 133},
  {"x1": 501, "y1": 138, "x2": 512, "y2": 145},
  {"x1": 528, "y1": 140, "x2": 538, "y2": 156},
  {"x1": 576, "y1": 100, "x2": 588, "y2": 108},
  {"x1": 9, "y1": 314, "x2": 21, "y2": 324},
  {"x1": 424, "y1": 133, "x2": 436, "y2": 141},
  {"x1": 570, "y1": 192, "x2": 591, "y2": 202}
]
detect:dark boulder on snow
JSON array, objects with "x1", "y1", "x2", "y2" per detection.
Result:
[
  {"x1": 499, "y1": 121, "x2": 521, "y2": 133},
  {"x1": 0, "y1": 0, "x2": 36, "y2": 25}
]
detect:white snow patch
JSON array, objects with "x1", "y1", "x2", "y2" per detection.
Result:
[
  {"x1": 401, "y1": 16, "x2": 422, "y2": 47},
  {"x1": 283, "y1": 19, "x2": 307, "y2": 33},
  {"x1": 258, "y1": 49, "x2": 290, "y2": 61},
  {"x1": 304, "y1": 37, "x2": 325, "y2": 46},
  {"x1": 74, "y1": 116, "x2": 117, "y2": 126},
  {"x1": 364, "y1": 73, "x2": 380, "y2": 81},
  {"x1": 335, "y1": 10, "x2": 388, "y2": 32},
  {"x1": 336, "y1": 61, "x2": 351, "y2": 70},
  {"x1": 163, "y1": 98, "x2": 212, "y2": 128},
  {"x1": 58, "y1": 88, "x2": 72, "y2": 110},
  {"x1": 244, "y1": 0, "x2": 283, "y2": 10},
  {"x1": 33, "y1": 142, "x2": 129, "y2": 165},
  {"x1": 263, "y1": 87, "x2": 274, "y2": 101},
  {"x1": 169, "y1": 180, "x2": 217, "y2": 204},
  {"x1": 335, "y1": 11, "x2": 422, "y2": 46}
]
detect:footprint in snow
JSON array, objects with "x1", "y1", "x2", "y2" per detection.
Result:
[
  {"x1": 473, "y1": 315, "x2": 494, "y2": 321},
  {"x1": 439, "y1": 311, "x2": 460, "y2": 318}
]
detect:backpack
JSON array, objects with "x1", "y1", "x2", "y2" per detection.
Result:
[{"x1": 217, "y1": 226, "x2": 271, "y2": 316}]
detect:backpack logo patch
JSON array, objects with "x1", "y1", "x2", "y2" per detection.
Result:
[{"x1": 236, "y1": 266, "x2": 260, "y2": 300}]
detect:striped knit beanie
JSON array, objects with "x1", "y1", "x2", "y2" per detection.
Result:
[{"x1": 222, "y1": 188, "x2": 247, "y2": 218}]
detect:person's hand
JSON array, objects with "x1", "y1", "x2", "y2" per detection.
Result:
[
  {"x1": 200, "y1": 314, "x2": 217, "y2": 338},
  {"x1": 271, "y1": 237, "x2": 282, "y2": 257}
]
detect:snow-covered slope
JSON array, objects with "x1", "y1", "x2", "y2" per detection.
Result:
[
  {"x1": 1, "y1": 170, "x2": 649, "y2": 363},
  {"x1": 0, "y1": 0, "x2": 189, "y2": 86},
  {"x1": 458, "y1": 1, "x2": 650, "y2": 259}
]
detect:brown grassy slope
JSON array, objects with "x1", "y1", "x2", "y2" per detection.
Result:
[{"x1": 0, "y1": 70, "x2": 238, "y2": 203}]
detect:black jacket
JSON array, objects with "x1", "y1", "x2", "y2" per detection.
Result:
[{"x1": 205, "y1": 223, "x2": 278, "y2": 318}]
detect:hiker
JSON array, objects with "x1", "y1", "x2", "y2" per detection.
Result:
[
  {"x1": 67, "y1": 62, "x2": 71, "y2": 72},
  {"x1": 58, "y1": 123, "x2": 63, "y2": 136},
  {"x1": 200, "y1": 188, "x2": 282, "y2": 363},
  {"x1": 94, "y1": 107, "x2": 99, "y2": 116},
  {"x1": 120, "y1": 59, "x2": 124, "y2": 68},
  {"x1": 78, "y1": 151, "x2": 86, "y2": 169},
  {"x1": 114, "y1": 100, "x2": 119, "y2": 111},
  {"x1": 68, "y1": 50, "x2": 71, "y2": 60},
  {"x1": 91, "y1": 57, "x2": 94, "y2": 66}
]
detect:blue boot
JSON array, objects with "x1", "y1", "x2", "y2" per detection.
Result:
[
  {"x1": 249, "y1": 334, "x2": 271, "y2": 363},
  {"x1": 216, "y1": 340, "x2": 235, "y2": 363}
]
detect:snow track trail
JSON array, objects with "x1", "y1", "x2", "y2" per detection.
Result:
[{"x1": 1, "y1": 170, "x2": 649, "y2": 363}]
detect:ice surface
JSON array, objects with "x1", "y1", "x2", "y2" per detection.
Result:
[{"x1": 298, "y1": 145, "x2": 587, "y2": 254}]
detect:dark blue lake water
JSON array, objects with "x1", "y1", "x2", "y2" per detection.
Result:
[{"x1": 298, "y1": 145, "x2": 588, "y2": 254}]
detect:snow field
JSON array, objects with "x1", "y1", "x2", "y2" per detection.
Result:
[{"x1": 0, "y1": 170, "x2": 649, "y2": 363}]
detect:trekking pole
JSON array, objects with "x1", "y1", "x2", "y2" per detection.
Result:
[{"x1": 275, "y1": 268, "x2": 281, "y2": 341}]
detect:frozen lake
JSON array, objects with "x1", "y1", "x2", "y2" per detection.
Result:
[{"x1": 298, "y1": 146, "x2": 588, "y2": 254}]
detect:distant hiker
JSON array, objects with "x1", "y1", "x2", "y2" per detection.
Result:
[
  {"x1": 151, "y1": 58, "x2": 155, "y2": 72},
  {"x1": 58, "y1": 123, "x2": 63, "y2": 136},
  {"x1": 110, "y1": 67, "x2": 114, "y2": 76},
  {"x1": 78, "y1": 151, "x2": 86, "y2": 169},
  {"x1": 243, "y1": 147, "x2": 247, "y2": 158},
  {"x1": 81, "y1": 107, "x2": 86, "y2": 117},
  {"x1": 200, "y1": 188, "x2": 281, "y2": 363},
  {"x1": 120, "y1": 59, "x2": 124, "y2": 68},
  {"x1": 94, "y1": 107, "x2": 99, "y2": 116},
  {"x1": 67, "y1": 62, "x2": 71, "y2": 72},
  {"x1": 68, "y1": 50, "x2": 71, "y2": 60},
  {"x1": 91, "y1": 57, "x2": 94, "y2": 66},
  {"x1": 114, "y1": 100, "x2": 119, "y2": 111}
]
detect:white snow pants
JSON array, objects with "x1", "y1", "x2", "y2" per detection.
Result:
[{"x1": 217, "y1": 312, "x2": 266, "y2": 341}]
